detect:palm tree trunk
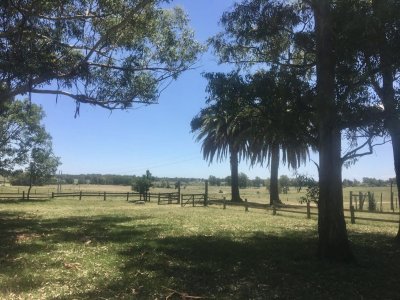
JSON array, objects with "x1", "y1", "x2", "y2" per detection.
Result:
[
  {"x1": 314, "y1": 0, "x2": 353, "y2": 262},
  {"x1": 230, "y1": 148, "x2": 242, "y2": 202},
  {"x1": 269, "y1": 143, "x2": 280, "y2": 205}
]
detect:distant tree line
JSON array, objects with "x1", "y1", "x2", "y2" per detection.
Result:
[
  {"x1": 9, "y1": 172, "x2": 207, "y2": 187},
  {"x1": 208, "y1": 174, "x2": 395, "y2": 189},
  {"x1": 9, "y1": 169, "x2": 395, "y2": 189}
]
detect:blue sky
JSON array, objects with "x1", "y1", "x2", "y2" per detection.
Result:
[{"x1": 30, "y1": 0, "x2": 395, "y2": 180}]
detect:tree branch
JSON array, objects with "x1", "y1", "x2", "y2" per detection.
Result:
[
  {"x1": 341, "y1": 136, "x2": 390, "y2": 163},
  {"x1": 30, "y1": 89, "x2": 154, "y2": 109}
]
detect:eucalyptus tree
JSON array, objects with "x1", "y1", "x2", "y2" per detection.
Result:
[
  {"x1": 191, "y1": 73, "x2": 249, "y2": 203},
  {"x1": 210, "y1": 0, "x2": 387, "y2": 261},
  {"x1": 26, "y1": 142, "x2": 61, "y2": 200},
  {"x1": 337, "y1": 0, "x2": 400, "y2": 240},
  {"x1": 0, "y1": 99, "x2": 50, "y2": 175},
  {"x1": 0, "y1": 0, "x2": 202, "y2": 114}
]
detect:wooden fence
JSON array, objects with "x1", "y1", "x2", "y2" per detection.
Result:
[
  {"x1": 0, "y1": 191, "x2": 50, "y2": 200},
  {"x1": 0, "y1": 189, "x2": 398, "y2": 225},
  {"x1": 157, "y1": 192, "x2": 180, "y2": 205},
  {"x1": 206, "y1": 198, "x2": 400, "y2": 225},
  {"x1": 181, "y1": 194, "x2": 207, "y2": 207},
  {"x1": 51, "y1": 191, "x2": 148, "y2": 202}
]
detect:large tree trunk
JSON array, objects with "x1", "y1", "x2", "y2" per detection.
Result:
[
  {"x1": 269, "y1": 143, "x2": 280, "y2": 205},
  {"x1": 230, "y1": 148, "x2": 242, "y2": 202},
  {"x1": 314, "y1": 0, "x2": 353, "y2": 261}
]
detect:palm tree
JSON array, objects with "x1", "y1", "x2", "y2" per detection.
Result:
[
  {"x1": 191, "y1": 73, "x2": 248, "y2": 202},
  {"x1": 243, "y1": 69, "x2": 315, "y2": 205}
]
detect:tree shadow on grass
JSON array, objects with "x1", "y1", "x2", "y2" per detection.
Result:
[
  {"x1": 0, "y1": 210, "x2": 158, "y2": 295},
  {"x1": 67, "y1": 229, "x2": 400, "y2": 300},
  {"x1": 2, "y1": 209, "x2": 400, "y2": 299}
]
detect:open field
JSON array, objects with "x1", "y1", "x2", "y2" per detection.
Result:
[{"x1": 1, "y1": 195, "x2": 400, "y2": 299}]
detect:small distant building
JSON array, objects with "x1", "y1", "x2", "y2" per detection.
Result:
[{"x1": 73, "y1": 179, "x2": 79, "y2": 185}]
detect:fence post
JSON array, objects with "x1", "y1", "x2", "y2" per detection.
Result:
[
  {"x1": 103, "y1": 192, "x2": 106, "y2": 201},
  {"x1": 158, "y1": 193, "x2": 161, "y2": 205},
  {"x1": 204, "y1": 180, "x2": 208, "y2": 206},
  {"x1": 52, "y1": 192, "x2": 54, "y2": 199},
  {"x1": 272, "y1": 205, "x2": 276, "y2": 215},
  {"x1": 306, "y1": 201, "x2": 311, "y2": 219},
  {"x1": 380, "y1": 193, "x2": 383, "y2": 212},
  {"x1": 22, "y1": 191, "x2": 25, "y2": 200},
  {"x1": 223, "y1": 197, "x2": 226, "y2": 210},
  {"x1": 192, "y1": 195, "x2": 195, "y2": 207},
  {"x1": 245, "y1": 198, "x2": 249, "y2": 212},
  {"x1": 391, "y1": 192, "x2": 394, "y2": 212},
  {"x1": 79, "y1": 191, "x2": 82, "y2": 200},
  {"x1": 177, "y1": 181, "x2": 181, "y2": 204},
  {"x1": 168, "y1": 194, "x2": 171, "y2": 204},
  {"x1": 350, "y1": 205, "x2": 356, "y2": 224},
  {"x1": 148, "y1": 192, "x2": 151, "y2": 202},
  {"x1": 126, "y1": 192, "x2": 129, "y2": 201},
  {"x1": 349, "y1": 191, "x2": 353, "y2": 210},
  {"x1": 181, "y1": 195, "x2": 184, "y2": 207}
]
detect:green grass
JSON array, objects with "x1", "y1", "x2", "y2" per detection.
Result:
[{"x1": 0, "y1": 197, "x2": 400, "y2": 299}]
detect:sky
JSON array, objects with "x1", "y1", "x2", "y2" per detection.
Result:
[{"x1": 30, "y1": 0, "x2": 395, "y2": 180}]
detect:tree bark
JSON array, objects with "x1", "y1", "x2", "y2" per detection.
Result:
[
  {"x1": 269, "y1": 143, "x2": 280, "y2": 205},
  {"x1": 313, "y1": 0, "x2": 354, "y2": 261},
  {"x1": 230, "y1": 148, "x2": 242, "y2": 202}
]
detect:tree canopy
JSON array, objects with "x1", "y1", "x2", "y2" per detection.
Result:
[
  {"x1": 0, "y1": 0, "x2": 202, "y2": 114},
  {"x1": 0, "y1": 99, "x2": 50, "y2": 175}
]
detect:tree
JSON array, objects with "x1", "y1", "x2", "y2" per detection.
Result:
[
  {"x1": 191, "y1": 73, "x2": 248, "y2": 202},
  {"x1": 132, "y1": 170, "x2": 153, "y2": 194},
  {"x1": 211, "y1": 0, "x2": 384, "y2": 261},
  {"x1": 244, "y1": 69, "x2": 314, "y2": 205},
  {"x1": 208, "y1": 175, "x2": 221, "y2": 186},
  {"x1": 252, "y1": 176, "x2": 264, "y2": 188},
  {"x1": 279, "y1": 175, "x2": 290, "y2": 194},
  {"x1": 0, "y1": 99, "x2": 50, "y2": 175},
  {"x1": 27, "y1": 144, "x2": 61, "y2": 199},
  {"x1": 238, "y1": 172, "x2": 249, "y2": 188},
  {"x1": 0, "y1": 0, "x2": 202, "y2": 114},
  {"x1": 344, "y1": 0, "x2": 400, "y2": 240}
]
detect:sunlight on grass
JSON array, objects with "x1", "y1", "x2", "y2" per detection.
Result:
[{"x1": 1, "y1": 198, "x2": 400, "y2": 299}]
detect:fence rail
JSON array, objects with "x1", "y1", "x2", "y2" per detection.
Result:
[
  {"x1": 0, "y1": 189, "x2": 398, "y2": 226},
  {"x1": 0, "y1": 191, "x2": 51, "y2": 200},
  {"x1": 181, "y1": 194, "x2": 206, "y2": 207},
  {"x1": 157, "y1": 192, "x2": 180, "y2": 205},
  {"x1": 207, "y1": 199, "x2": 400, "y2": 225}
]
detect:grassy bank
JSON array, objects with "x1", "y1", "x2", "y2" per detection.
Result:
[{"x1": 0, "y1": 198, "x2": 399, "y2": 299}]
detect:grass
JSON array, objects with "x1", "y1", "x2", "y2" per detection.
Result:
[{"x1": 0, "y1": 195, "x2": 400, "y2": 299}]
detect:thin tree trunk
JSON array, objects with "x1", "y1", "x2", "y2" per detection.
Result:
[
  {"x1": 269, "y1": 143, "x2": 280, "y2": 205},
  {"x1": 314, "y1": 0, "x2": 353, "y2": 262},
  {"x1": 230, "y1": 148, "x2": 242, "y2": 202}
]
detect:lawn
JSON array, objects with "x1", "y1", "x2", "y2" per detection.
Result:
[{"x1": 0, "y1": 196, "x2": 400, "y2": 299}]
